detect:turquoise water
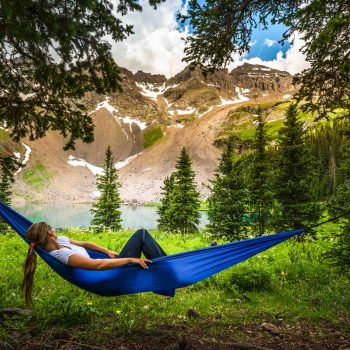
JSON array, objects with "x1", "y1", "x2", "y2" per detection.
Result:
[{"x1": 15, "y1": 203, "x2": 209, "y2": 230}]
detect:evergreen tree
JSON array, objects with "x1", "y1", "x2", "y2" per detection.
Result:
[
  {"x1": 326, "y1": 123, "x2": 350, "y2": 271},
  {"x1": 90, "y1": 146, "x2": 122, "y2": 231},
  {"x1": 0, "y1": 156, "x2": 16, "y2": 233},
  {"x1": 169, "y1": 148, "x2": 201, "y2": 234},
  {"x1": 208, "y1": 136, "x2": 249, "y2": 240},
  {"x1": 249, "y1": 112, "x2": 275, "y2": 236},
  {"x1": 157, "y1": 174, "x2": 176, "y2": 232},
  {"x1": 275, "y1": 103, "x2": 321, "y2": 231},
  {"x1": 305, "y1": 120, "x2": 346, "y2": 199}
]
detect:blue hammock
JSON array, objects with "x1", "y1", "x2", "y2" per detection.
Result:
[{"x1": 0, "y1": 201, "x2": 304, "y2": 297}]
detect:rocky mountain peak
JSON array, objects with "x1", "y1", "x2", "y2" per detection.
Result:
[
  {"x1": 230, "y1": 63, "x2": 290, "y2": 76},
  {"x1": 230, "y1": 63, "x2": 294, "y2": 93},
  {"x1": 134, "y1": 70, "x2": 167, "y2": 85}
]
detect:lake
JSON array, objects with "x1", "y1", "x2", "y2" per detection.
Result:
[{"x1": 15, "y1": 203, "x2": 209, "y2": 230}]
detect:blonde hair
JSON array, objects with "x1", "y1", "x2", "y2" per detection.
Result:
[{"x1": 22, "y1": 222, "x2": 50, "y2": 305}]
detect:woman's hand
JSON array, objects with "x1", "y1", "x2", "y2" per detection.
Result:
[
  {"x1": 130, "y1": 258, "x2": 152, "y2": 269},
  {"x1": 107, "y1": 250, "x2": 119, "y2": 258}
]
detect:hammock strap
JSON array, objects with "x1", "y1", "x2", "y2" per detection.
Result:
[{"x1": 305, "y1": 211, "x2": 350, "y2": 231}]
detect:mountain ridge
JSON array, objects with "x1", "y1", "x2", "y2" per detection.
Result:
[{"x1": 0, "y1": 63, "x2": 297, "y2": 205}]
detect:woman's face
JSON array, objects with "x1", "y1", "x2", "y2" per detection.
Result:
[{"x1": 48, "y1": 225, "x2": 57, "y2": 240}]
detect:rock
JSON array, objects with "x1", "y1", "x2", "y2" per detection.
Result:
[
  {"x1": 210, "y1": 242, "x2": 217, "y2": 246},
  {"x1": 134, "y1": 70, "x2": 167, "y2": 85},
  {"x1": 52, "y1": 330, "x2": 70, "y2": 341},
  {"x1": 242, "y1": 293, "x2": 251, "y2": 302},
  {"x1": 0, "y1": 341, "x2": 13, "y2": 350},
  {"x1": 28, "y1": 326, "x2": 41, "y2": 337},
  {"x1": 310, "y1": 297, "x2": 321, "y2": 306},
  {"x1": 117, "y1": 346, "x2": 129, "y2": 350},
  {"x1": 187, "y1": 308, "x2": 200, "y2": 319},
  {"x1": 0, "y1": 308, "x2": 32, "y2": 320},
  {"x1": 230, "y1": 63, "x2": 295, "y2": 95},
  {"x1": 261, "y1": 322, "x2": 279, "y2": 335},
  {"x1": 164, "y1": 336, "x2": 188, "y2": 350}
]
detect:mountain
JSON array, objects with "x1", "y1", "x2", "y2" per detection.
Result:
[
  {"x1": 0, "y1": 63, "x2": 297, "y2": 204},
  {"x1": 230, "y1": 63, "x2": 295, "y2": 95}
]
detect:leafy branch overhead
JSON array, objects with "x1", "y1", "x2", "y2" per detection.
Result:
[
  {"x1": 0, "y1": 0, "x2": 164, "y2": 149},
  {"x1": 179, "y1": 0, "x2": 350, "y2": 116}
]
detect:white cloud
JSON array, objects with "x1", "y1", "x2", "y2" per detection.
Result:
[
  {"x1": 263, "y1": 38, "x2": 276, "y2": 47},
  {"x1": 109, "y1": 0, "x2": 188, "y2": 78},
  {"x1": 229, "y1": 32, "x2": 309, "y2": 75},
  {"x1": 107, "y1": 1, "x2": 308, "y2": 77}
]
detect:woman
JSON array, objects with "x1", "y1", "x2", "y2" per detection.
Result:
[{"x1": 22, "y1": 222, "x2": 167, "y2": 305}]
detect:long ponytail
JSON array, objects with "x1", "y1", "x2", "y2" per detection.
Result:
[
  {"x1": 22, "y1": 222, "x2": 49, "y2": 306},
  {"x1": 21, "y1": 245, "x2": 37, "y2": 306}
]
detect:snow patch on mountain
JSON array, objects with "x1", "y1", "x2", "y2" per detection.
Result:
[
  {"x1": 136, "y1": 82, "x2": 166, "y2": 100},
  {"x1": 93, "y1": 97, "x2": 147, "y2": 141},
  {"x1": 14, "y1": 143, "x2": 32, "y2": 175},
  {"x1": 176, "y1": 107, "x2": 196, "y2": 115},
  {"x1": 197, "y1": 106, "x2": 214, "y2": 118},
  {"x1": 67, "y1": 155, "x2": 104, "y2": 176},
  {"x1": 115, "y1": 153, "x2": 142, "y2": 170}
]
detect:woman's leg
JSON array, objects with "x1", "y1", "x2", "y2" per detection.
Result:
[{"x1": 118, "y1": 228, "x2": 166, "y2": 259}]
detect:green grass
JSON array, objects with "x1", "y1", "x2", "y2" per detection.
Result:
[
  {"x1": 236, "y1": 100, "x2": 285, "y2": 114},
  {"x1": 199, "y1": 200, "x2": 209, "y2": 211},
  {"x1": 0, "y1": 224, "x2": 349, "y2": 342},
  {"x1": 219, "y1": 100, "x2": 336, "y2": 143},
  {"x1": 143, "y1": 202, "x2": 160, "y2": 208},
  {"x1": 0, "y1": 129, "x2": 20, "y2": 157},
  {"x1": 0, "y1": 128, "x2": 9, "y2": 142},
  {"x1": 21, "y1": 161, "x2": 53, "y2": 190},
  {"x1": 143, "y1": 126, "x2": 164, "y2": 148}
]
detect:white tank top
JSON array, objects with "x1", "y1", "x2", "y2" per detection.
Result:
[{"x1": 48, "y1": 236, "x2": 90, "y2": 265}]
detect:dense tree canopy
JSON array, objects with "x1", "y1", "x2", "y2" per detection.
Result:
[
  {"x1": 0, "y1": 0, "x2": 163, "y2": 149},
  {"x1": 180, "y1": 0, "x2": 350, "y2": 116}
]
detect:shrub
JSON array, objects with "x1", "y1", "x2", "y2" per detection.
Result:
[{"x1": 229, "y1": 265, "x2": 275, "y2": 291}]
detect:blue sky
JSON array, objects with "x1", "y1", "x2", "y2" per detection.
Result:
[{"x1": 247, "y1": 23, "x2": 290, "y2": 60}]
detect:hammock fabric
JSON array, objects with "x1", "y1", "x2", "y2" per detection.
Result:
[{"x1": 0, "y1": 201, "x2": 304, "y2": 297}]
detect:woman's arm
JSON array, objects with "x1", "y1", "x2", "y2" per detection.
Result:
[
  {"x1": 67, "y1": 254, "x2": 152, "y2": 270},
  {"x1": 69, "y1": 239, "x2": 118, "y2": 258}
]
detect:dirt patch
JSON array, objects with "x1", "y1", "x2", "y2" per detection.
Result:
[{"x1": 11, "y1": 319, "x2": 350, "y2": 350}]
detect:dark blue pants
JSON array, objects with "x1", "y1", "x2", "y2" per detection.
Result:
[
  {"x1": 118, "y1": 228, "x2": 167, "y2": 259},
  {"x1": 118, "y1": 229, "x2": 174, "y2": 297}
]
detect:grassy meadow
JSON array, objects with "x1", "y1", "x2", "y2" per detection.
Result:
[{"x1": 0, "y1": 223, "x2": 349, "y2": 348}]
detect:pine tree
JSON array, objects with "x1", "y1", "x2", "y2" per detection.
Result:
[
  {"x1": 90, "y1": 146, "x2": 122, "y2": 231},
  {"x1": 157, "y1": 174, "x2": 176, "y2": 232},
  {"x1": 326, "y1": 123, "x2": 350, "y2": 271},
  {"x1": 249, "y1": 112, "x2": 275, "y2": 236},
  {"x1": 275, "y1": 103, "x2": 321, "y2": 231},
  {"x1": 208, "y1": 136, "x2": 249, "y2": 240},
  {"x1": 0, "y1": 157, "x2": 16, "y2": 233},
  {"x1": 169, "y1": 147, "x2": 201, "y2": 234}
]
